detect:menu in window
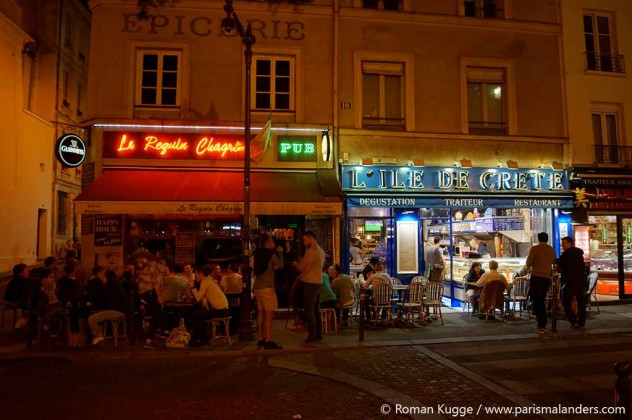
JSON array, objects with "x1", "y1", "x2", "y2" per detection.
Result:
[
  {"x1": 396, "y1": 221, "x2": 419, "y2": 274},
  {"x1": 573, "y1": 225, "x2": 591, "y2": 262},
  {"x1": 94, "y1": 215, "x2": 123, "y2": 247}
]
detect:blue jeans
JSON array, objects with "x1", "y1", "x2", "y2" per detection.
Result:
[{"x1": 302, "y1": 283, "x2": 322, "y2": 341}]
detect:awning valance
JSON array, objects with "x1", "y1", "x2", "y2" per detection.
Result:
[{"x1": 75, "y1": 169, "x2": 342, "y2": 216}]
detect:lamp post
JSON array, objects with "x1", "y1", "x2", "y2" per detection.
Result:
[{"x1": 222, "y1": 0, "x2": 256, "y2": 342}]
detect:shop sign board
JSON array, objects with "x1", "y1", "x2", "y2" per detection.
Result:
[
  {"x1": 102, "y1": 131, "x2": 246, "y2": 161},
  {"x1": 94, "y1": 214, "x2": 123, "y2": 246},
  {"x1": 346, "y1": 197, "x2": 573, "y2": 209},
  {"x1": 277, "y1": 135, "x2": 317, "y2": 162},
  {"x1": 342, "y1": 165, "x2": 568, "y2": 192},
  {"x1": 573, "y1": 177, "x2": 632, "y2": 210},
  {"x1": 56, "y1": 134, "x2": 86, "y2": 168}
]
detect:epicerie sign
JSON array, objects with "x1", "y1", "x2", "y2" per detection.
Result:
[{"x1": 56, "y1": 134, "x2": 86, "y2": 168}]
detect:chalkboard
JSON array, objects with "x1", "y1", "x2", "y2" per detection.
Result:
[
  {"x1": 175, "y1": 247, "x2": 196, "y2": 264},
  {"x1": 493, "y1": 217, "x2": 524, "y2": 231},
  {"x1": 176, "y1": 232, "x2": 195, "y2": 247},
  {"x1": 94, "y1": 214, "x2": 123, "y2": 247}
]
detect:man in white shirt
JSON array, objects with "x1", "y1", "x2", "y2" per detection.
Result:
[
  {"x1": 190, "y1": 264, "x2": 229, "y2": 347},
  {"x1": 220, "y1": 263, "x2": 243, "y2": 295},
  {"x1": 293, "y1": 231, "x2": 325, "y2": 346}
]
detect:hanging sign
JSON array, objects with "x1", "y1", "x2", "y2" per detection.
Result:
[{"x1": 55, "y1": 134, "x2": 86, "y2": 168}]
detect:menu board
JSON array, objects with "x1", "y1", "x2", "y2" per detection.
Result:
[
  {"x1": 493, "y1": 217, "x2": 524, "y2": 231},
  {"x1": 94, "y1": 214, "x2": 123, "y2": 247},
  {"x1": 175, "y1": 247, "x2": 196, "y2": 264},
  {"x1": 475, "y1": 218, "x2": 494, "y2": 233},
  {"x1": 81, "y1": 214, "x2": 94, "y2": 235},
  {"x1": 176, "y1": 232, "x2": 195, "y2": 247},
  {"x1": 396, "y1": 221, "x2": 419, "y2": 274}
]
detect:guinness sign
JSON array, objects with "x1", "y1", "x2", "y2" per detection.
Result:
[{"x1": 56, "y1": 134, "x2": 86, "y2": 167}]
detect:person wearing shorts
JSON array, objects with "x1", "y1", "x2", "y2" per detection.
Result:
[{"x1": 252, "y1": 234, "x2": 283, "y2": 350}]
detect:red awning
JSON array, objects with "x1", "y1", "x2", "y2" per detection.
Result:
[{"x1": 75, "y1": 170, "x2": 342, "y2": 216}]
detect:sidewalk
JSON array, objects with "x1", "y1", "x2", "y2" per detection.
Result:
[{"x1": 2, "y1": 302, "x2": 631, "y2": 356}]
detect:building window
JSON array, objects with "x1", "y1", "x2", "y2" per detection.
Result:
[
  {"x1": 466, "y1": 67, "x2": 506, "y2": 135},
  {"x1": 362, "y1": 61, "x2": 405, "y2": 130},
  {"x1": 584, "y1": 12, "x2": 624, "y2": 73},
  {"x1": 135, "y1": 50, "x2": 181, "y2": 107},
  {"x1": 362, "y1": 0, "x2": 400, "y2": 10},
  {"x1": 56, "y1": 191, "x2": 68, "y2": 235},
  {"x1": 592, "y1": 107, "x2": 620, "y2": 164},
  {"x1": 252, "y1": 56, "x2": 294, "y2": 112},
  {"x1": 464, "y1": 0, "x2": 503, "y2": 18},
  {"x1": 64, "y1": 20, "x2": 73, "y2": 49},
  {"x1": 62, "y1": 71, "x2": 70, "y2": 107},
  {"x1": 77, "y1": 83, "x2": 83, "y2": 116}
]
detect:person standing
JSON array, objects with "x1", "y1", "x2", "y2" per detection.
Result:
[
  {"x1": 556, "y1": 236, "x2": 588, "y2": 330},
  {"x1": 293, "y1": 231, "x2": 326, "y2": 346},
  {"x1": 252, "y1": 234, "x2": 283, "y2": 350},
  {"x1": 426, "y1": 236, "x2": 445, "y2": 281},
  {"x1": 526, "y1": 232, "x2": 557, "y2": 334}
]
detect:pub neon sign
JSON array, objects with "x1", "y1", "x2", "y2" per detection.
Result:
[
  {"x1": 102, "y1": 132, "x2": 246, "y2": 160},
  {"x1": 277, "y1": 135, "x2": 317, "y2": 162}
]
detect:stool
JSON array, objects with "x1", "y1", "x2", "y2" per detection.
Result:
[
  {"x1": 320, "y1": 308, "x2": 337, "y2": 334},
  {"x1": 104, "y1": 315, "x2": 127, "y2": 348},
  {"x1": 1, "y1": 301, "x2": 21, "y2": 331},
  {"x1": 339, "y1": 303, "x2": 355, "y2": 328},
  {"x1": 209, "y1": 317, "x2": 231, "y2": 347}
]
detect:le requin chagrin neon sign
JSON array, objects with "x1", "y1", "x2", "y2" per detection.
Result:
[{"x1": 103, "y1": 132, "x2": 246, "y2": 160}]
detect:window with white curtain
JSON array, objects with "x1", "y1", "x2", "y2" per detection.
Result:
[
  {"x1": 362, "y1": 61, "x2": 404, "y2": 130},
  {"x1": 592, "y1": 105, "x2": 621, "y2": 164}
]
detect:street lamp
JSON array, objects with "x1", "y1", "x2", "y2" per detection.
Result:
[{"x1": 222, "y1": 0, "x2": 256, "y2": 342}]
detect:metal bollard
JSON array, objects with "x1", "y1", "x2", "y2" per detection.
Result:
[
  {"x1": 359, "y1": 288, "x2": 365, "y2": 342},
  {"x1": 614, "y1": 361, "x2": 631, "y2": 420}
]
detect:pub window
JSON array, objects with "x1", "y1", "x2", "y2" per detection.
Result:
[
  {"x1": 135, "y1": 50, "x2": 182, "y2": 107},
  {"x1": 252, "y1": 55, "x2": 295, "y2": 112},
  {"x1": 466, "y1": 67, "x2": 506, "y2": 135},
  {"x1": 362, "y1": 0, "x2": 400, "y2": 10},
  {"x1": 362, "y1": 61, "x2": 405, "y2": 130},
  {"x1": 583, "y1": 12, "x2": 624, "y2": 73},
  {"x1": 64, "y1": 19, "x2": 73, "y2": 49},
  {"x1": 56, "y1": 191, "x2": 68, "y2": 235},
  {"x1": 592, "y1": 106, "x2": 621, "y2": 164}
]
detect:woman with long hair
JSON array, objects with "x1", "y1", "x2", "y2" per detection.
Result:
[{"x1": 464, "y1": 262, "x2": 485, "y2": 315}]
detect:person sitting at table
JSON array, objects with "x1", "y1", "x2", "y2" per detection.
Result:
[
  {"x1": 362, "y1": 261, "x2": 392, "y2": 289},
  {"x1": 329, "y1": 264, "x2": 354, "y2": 327},
  {"x1": 220, "y1": 263, "x2": 243, "y2": 295},
  {"x1": 320, "y1": 270, "x2": 337, "y2": 310},
  {"x1": 475, "y1": 260, "x2": 510, "y2": 320},
  {"x1": 190, "y1": 264, "x2": 229, "y2": 347},
  {"x1": 161, "y1": 264, "x2": 188, "y2": 303},
  {"x1": 357, "y1": 264, "x2": 375, "y2": 288},
  {"x1": 210, "y1": 264, "x2": 222, "y2": 284},
  {"x1": 182, "y1": 264, "x2": 195, "y2": 288},
  {"x1": 88, "y1": 269, "x2": 127, "y2": 346},
  {"x1": 464, "y1": 262, "x2": 485, "y2": 316},
  {"x1": 349, "y1": 238, "x2": 366, "y2": 265}
]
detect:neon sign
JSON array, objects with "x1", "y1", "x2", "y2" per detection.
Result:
[
  {"x1": 277, "y1": 135, "x2": 317, "y2": 162},
  {"x1": 56, "y1": 134, "x2": 86, "y2": 167},
  {"x1": 103, "y1": 132, "x2": 245, "y2": 160}
]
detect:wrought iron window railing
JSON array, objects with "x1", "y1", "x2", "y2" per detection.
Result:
[
  {"x1": 585, "y1": 52, "x2": 625, "y2": 73},
  {"x1": 594, "y1": 145, "x2": 632, "y2": 165}
]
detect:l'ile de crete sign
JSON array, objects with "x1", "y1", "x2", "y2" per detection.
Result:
[
  {"x1": 343, "y1": 165, "x2": 572, "y2": 209},
  {"x1": 343, "y1": 166, "x2": 568, "y2": 192}
]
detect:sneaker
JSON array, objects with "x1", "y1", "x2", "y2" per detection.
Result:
[
  {"x1": 256, "y1": 339, "x2": 265, "y2": 349},
  {"x1": 298, "y1": 340, "x2": 318, "y2": 347},
  {"x1": 263, "y1": 341, "x2": 283, "y2": 350},
  {"x1": 144, "y1": 339, "x2": 157, "y2": 349},
  {"x1": 534, "y1": 327, "x2": 547, "y2": 334},
  {"x1": 92, "y1": 336, "x2": 104, "y2": 346}
]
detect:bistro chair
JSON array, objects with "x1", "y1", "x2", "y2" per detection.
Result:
[
  {"x1": 586, "y1": 272, "x2": 600, "y2": 313},
  {"x1": 208, "y1": 316, "x2": 232, "y2": 347},
  {"x1": 339, "y1": 301, "x2": 355, "y2": 328},
  {"x1": 505, "y1": 276, "x2": 530, "y2": 319},
  {"x1": 479, "y1": 280, "x2": 506, "y2": 323},
  {"x1": 369, "y1": 284, "x2": 394, "y2": 326},
  {"x1": 1, "y1": 301, "x2": 21, "y2": 331},
  {"x1": 462, "y1": 275, "x2": 471, "y2": 314},
  {"x1": 320, "y1": 308, "x2": 338, "y2": 334},
  {"x1": 423, "y1": 282, "x2": 444, "y2": 325},
  {"x1": 410, "y1": 276, "x2": 429, "y2": 286},
  {"x1": 400, "y1": 282, "x2": 424, "y2": 322}
]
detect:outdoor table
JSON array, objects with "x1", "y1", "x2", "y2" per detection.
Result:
[
  {"x1": 164, "y1": 300, "x2": 196, "y2": 329},
  {"x1": 392, "y1": 284, "x2": 408, "y2": 320}
]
